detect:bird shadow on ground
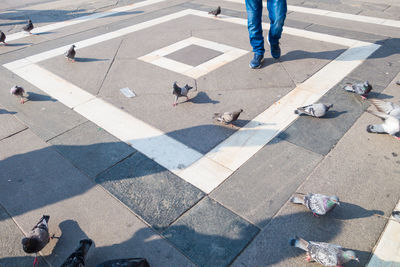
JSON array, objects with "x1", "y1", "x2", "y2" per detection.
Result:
[
  {"x1": 26, "y1": 92, "x2": 57, "y2": 102},
  {"x1": 322, "y1": 202, "x2": 384, "y2": 220},
  {"x1": 367, "y1": 92, "x2": 394, "y2": 100},
  {"x1": 189, "y1": 91, "x2": 219, "y2": 104},
  {"x1": 0, "y1": 108, "x2": 16, "y2": 115},
  {"x1": 74, "y1": 57, "x2": 109, "y2": 63},
  {"x1": 33, "y1": 31, "x2": 55, "y2": 36},
  {"x1": 323, "y1": 110, "x2": 347, "y2": 119},
  {"x1": 3, "y1": 43, "x2": 32, "y2": 47}
]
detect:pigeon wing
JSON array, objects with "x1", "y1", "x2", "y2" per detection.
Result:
[{"x1": 309, "y1": 242, "x2": 341, "y2": 266}]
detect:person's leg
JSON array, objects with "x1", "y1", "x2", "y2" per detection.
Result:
[
  {"x1": 267, "y1": 0, "x2": 287, "y2": 58},
  {"x1": 245, "y1": 0, "x2": 265, "y2": 56}
]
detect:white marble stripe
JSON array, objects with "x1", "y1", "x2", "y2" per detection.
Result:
[
  {"x1": 7, "y1": 64, "x2": 94, "y2": 109},
  {"x1": 74, "y1": 98, "x2": 203, "y2": 173},
  {"x1": 5, "y1": 0, "x2": 169, "y2": 42},
  {"x1": 224, "y1": 0, "x2": 400, "y2": 28},
  {"x1": 151, "y1": 57, "x2": 194, "y2": 73}
]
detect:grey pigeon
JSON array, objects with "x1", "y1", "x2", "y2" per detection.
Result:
[
  {"x1": 10, "y1": 85, "x2": 26, "y2": 104},
  {"x1": 61, "y1": 239, "x2": 93, "y2": 267},
  {"x1": 209, "y1": 6, "x2": 221, "y2": 17},
  {"x1": 65, "y1": 45, "x2": 76, "y2": 62},
  {"x1": 22, "y1": 215, "x2": 50, "y2": 266},
  {"x1": 290, "y1": 193, "x2": 339, "y2": 216},
  {"x1": 96, "y1": 258, "x2": 150, "y2": 267},
  {"x1": 0, "y1": 30, "x2": 6, "y2": 45},
  {"x1": 343, "y1": 81, "x2": 372, "y2": 99},
  {"x1": 294, "y1": 103, "x2": 333, "y2": 118},
  {"x1": 172, "y1": 82, "x2": 194, "y2": 106},
  {"x1": 366, "y1": 110, "x2": 400, "y2": 140},
  {"x1": 290, "y1": 236, "x2": 359, "y2": 266},
  {"x1": 213, "y1": 109, "x2": 243, "y2": 126},
  {"x1": 392, "y1": 211, "x2": 400, "y2": 222},
  {"x1": 369, "y1": 99, "x2": 400, "y2": 119},
  {"x1": 23, "y1": 19, "x2": 34, "y2": 34}
]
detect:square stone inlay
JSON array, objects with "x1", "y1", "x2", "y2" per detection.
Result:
[
  {"x1": 165, "y1": 44, "x2": 223, "y2": 67},
  {"x1": 138, "y1": 36, "x2": 248, "y2": 79}
]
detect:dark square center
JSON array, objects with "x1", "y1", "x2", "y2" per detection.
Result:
[{"x1": 165, "y1": 44, "x2": 223, "y2": 66}]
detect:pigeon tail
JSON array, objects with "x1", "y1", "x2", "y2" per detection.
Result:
[
  {"x1": 367, "y1": 124, "x2": 384, "y2": 133},
  {"x1": 343, "y1": 84, "x2": 355, "y2": 92},
  {"x1": 290, "y1": 236, "x2": 309, "y2": 251},
  {"x1": 290, "y1": 196, "x2": 304, "y2": 205},
  {"x1": 213, "y1": 113, "x2": 222, "y2": 119}
]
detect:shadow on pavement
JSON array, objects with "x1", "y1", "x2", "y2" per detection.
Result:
[
  {"x1": 26, "y1": 91, "x2": 57, "y2": 102},
  {"x1": 0, "y1": 108, "x2": 16, "y2": 114}
]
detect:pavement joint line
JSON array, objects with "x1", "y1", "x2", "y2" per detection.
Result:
[
  {"x1": 3, "y1": 9, "x2": 380, "y2": 194},
  {"x1": 224, "y1": 0, "x2": 400, "y2": 28},
  {"x1": 4, "y1": 0, "x2": 169, "y2": 42}
]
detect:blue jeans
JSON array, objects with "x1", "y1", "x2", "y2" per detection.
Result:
[{"x1": 245, "y1": 0, "x2": 287, "y2": 56}]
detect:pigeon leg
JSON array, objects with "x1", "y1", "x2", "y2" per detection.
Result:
[
  {"x1": 305, "y1": 253, "x2": 311, "y2": 262},
  {"x1": 312, "y1": 213, "x2": 319, "y2": 217},
  {"x1": 394, "y1": 136, "x2": 400, "y2": 140},
  {"x1": 33, "y1": 254, "x2": 38, "y2": 266},
  {"x1": 172, "y1": 102, "x2": 177, "y2": 107},
  {"x1": 361, "y1": 95, "x2": 367, "y2": 100},
  {"x1": 3, "y1": 42, "x2": 6, "y2": 46},
  {"x1": 20, "y1": 98, "x2": 25, "y2": 104}
]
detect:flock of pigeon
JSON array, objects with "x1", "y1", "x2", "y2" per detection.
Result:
[
  {"x1": 3, "y1": 6, "x2": 400, "y2": 267},
  {"x1": 22, "y1": 215, "x2": 150, "y2": 267}
]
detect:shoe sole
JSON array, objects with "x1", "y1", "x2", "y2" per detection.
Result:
[{"x1": 249, "y1": 58, "x2": 264, "y2": 69}]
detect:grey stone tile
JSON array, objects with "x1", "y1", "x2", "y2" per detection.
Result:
[
  {"x1": 279, "y1": 78, "x2": 384, "y2": 156},
  {"x1": 211, "y1": 138, "x2": 323, "y2": 228},
  {"x1": 165, "y1": 44, "x2": 223, "y2": 66},
  {"x1": 95, "y1": 152, "x2": 205, "y2": 231},
  {"x1": 162, "y1": 197, "x2": 260, "y2": 267},
  {"x1": 48, "y1": 121, "x2": 135, "y2": 178},
  {"x1": 0, "y1": 110, "x2": 27, "y2": 141},
  {"x1": 232, "y1": 112, "x2": 400, "y2": 266},
  {"x1": 0, "y1": 205, "x2": 35, "y2": 266}
]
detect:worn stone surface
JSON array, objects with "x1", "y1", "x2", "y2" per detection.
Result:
[
  {"x1": 163, "y1": 197, "x2": 260, "y2": 267},
  {"x1": 96, "y1": 152, "x2": 205, "y2": 231}
]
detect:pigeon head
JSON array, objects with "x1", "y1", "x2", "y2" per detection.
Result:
[
  {"x1": 22, "y1": 237, "x2": 40, "y2": 253},
  {"x1": 184, "y1": 84, "x2": 193, "y2": 91},
  {"x1": 28, "y1": 20, "x2": 32, "y2": 23},
  {"x1": 327, "y1": 104, "x2": 333, "y2": 110},
  {"x1": 328, "y1": 195, "x2": 340, "y2": 206},
  {"x1": 239, "y1": 109, "x2": 243, "y2": 113},
  {"x1": 343, "y1": 250, "x2": 359, "y2": 262},
  {"x1": 72, "y1": 44, "x2": 76, "y2": 48}
]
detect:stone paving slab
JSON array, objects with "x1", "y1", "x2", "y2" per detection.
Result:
[
  {"x1": 163, "y1": 197, "x2": 260, "y2": 267},
  {"x1": 0, "y1": 109, "x2": 27, "y2": 141},
  {"x1": 0, "y1": 204, "x2": 35, "y2": 266},
  {"x1": 96, "y1": 151, "x2": 205, "y2": 231},
  {"x1": 232, "y1": 107, "x2": 400, "y2": 266},
  {"x1": 0, "y1": 129, "x2": 195, "y2": 266},
  {"x1": 48, "y1": 120, "x2": 135, "y2": 178},
  {"x1": 0, "y1": 68, "x2": 87, "y2": 141},
  {"x1": 210, "y1": 137, "x2": 323, "y2": 228}
]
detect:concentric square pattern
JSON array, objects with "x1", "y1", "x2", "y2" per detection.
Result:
[{"x1": 138, "y1": 36, "x2": 248, "y2": 78}]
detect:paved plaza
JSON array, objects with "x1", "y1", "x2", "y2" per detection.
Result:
[{"x1": 1, "y1": 0, "x2": 400, "y2": 266}]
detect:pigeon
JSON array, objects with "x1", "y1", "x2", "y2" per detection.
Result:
[
  {"x1": 208, "y1": 6, "x2": 221, "y2": 17},
  {"x1": 61, "y1": 239, "x2": 93, "y2": 267},
  {"x1": 23, "y1": 20, "x2": 34, "y2": 34},
  {"x1": 392, "y1": 211, "x2": 400, "y2": 222},
  {"x1": 369, "y1": 99, "x2": 400, "y2": 119},
  {"x1": 65, "y1": 45, "x2": 76, "y2": 62},
  {"x1": 10, "y1": 85, "x2": 26, "y2": 104},
  {"x1": 290, "y1": 193, "x2": 339, "y2": 216},
  {"x1": 213, "y1": 109, "x2": 243, "y2": 126},
  {"x1": 22, "y1": 215, "x2": 51, "y2": 266},
  {"x1": 172, "y1": 82, "x2": 194, "y2": 106},
  {"x1": 366, "y1": 110, "x2": 400, "y2": 140},
  {"x1": 290, "y1": 236, "x2": 359, "y2": 266},
  {"x1": 0, "y1": 30, "x2": 6, "y2": 45},
  {"x1": 294, "y1": 103, "x2": 333, "y2": 118},
  {"x1": 343, "y1": 81, "x2": 372, "y2": 99},
  {"x1": 96, "y1": 258, "x2": 150, "y2": 267}
]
